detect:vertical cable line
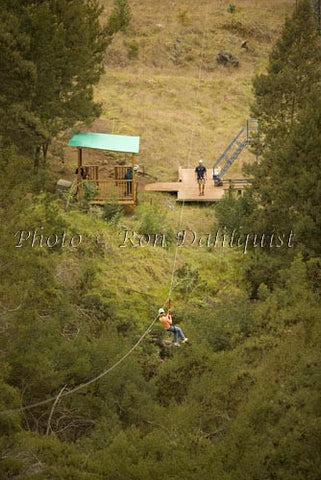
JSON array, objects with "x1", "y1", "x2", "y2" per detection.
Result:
[{"x1": 168, "y1": 2, "x2": 208, "y2": 297}]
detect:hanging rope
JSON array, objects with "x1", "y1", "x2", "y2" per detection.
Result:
[{"x1": 1, "y1": 2, "x2": 210, "y2": 417}]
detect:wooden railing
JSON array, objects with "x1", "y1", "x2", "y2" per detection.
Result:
[
  {"x1": 115, "y1": 165, "x2": 130, "y2": 180},
  {"x1": 223, "y1": 179, "x2": 249, "y2": 197},
  {"x1": 90, "y1": 179, "x2": 135, "y2": 203},
  {"x1": 222, "y1": 178, "x2": 248, "y2": 187},
  {"x1": 82, "y1": 165, "x2": 99, "y2": 181}
]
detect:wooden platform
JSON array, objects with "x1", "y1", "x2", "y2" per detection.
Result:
[{"x1": 144, "y1": 168, "x2": 226, "y2": 202}]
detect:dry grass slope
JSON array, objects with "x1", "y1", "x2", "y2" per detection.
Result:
[{"x1": 61, "y1": 0, "x2": 294, "y2": 183}]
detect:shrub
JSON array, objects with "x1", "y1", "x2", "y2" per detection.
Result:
[
  {"x1": 227, "y1": 3, "x2": 236, "y2": 13},
  {"x1": 103, "y1": 202, "x2": 124, "y2": 223},
  {"x1": 79, "y1": 180, "x2": 98, "y2": 211},
  {"x1": 136, "y1": 203, "x2": 175, "y2": 247},
  {"x1": 127, "y1": 40, "x2": 139, "y2": 59}
]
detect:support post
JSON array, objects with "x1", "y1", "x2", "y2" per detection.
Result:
[
  {"x1": 77, "y1": 148, "x2": 83, "y2": 201},
  {"x1": 132, "y1": 153, "x2": 135, "y2": 204}
]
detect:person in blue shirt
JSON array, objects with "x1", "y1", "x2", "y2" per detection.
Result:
[
  {"x1": 195, "y1": 159, "x2": 207, "y2": 196},
  {"x1": 124, "y1": 167, "x2": 133, "y2": 196}
]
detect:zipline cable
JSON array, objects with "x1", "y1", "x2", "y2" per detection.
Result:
[
  {"x1": 1, "y1": 2, "x2": 210, "y2": 416},
  {"x1": 2, "y1": 308, "x2": 163, "y2": 414}
]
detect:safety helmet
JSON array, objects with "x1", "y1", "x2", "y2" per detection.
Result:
[{"x1": 158, "y1": 308, "x2": 165, "y2": 315}]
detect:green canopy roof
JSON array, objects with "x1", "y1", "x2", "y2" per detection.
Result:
[{"x1": 68, "y1": 132, "x2": 140, "y2": 154}]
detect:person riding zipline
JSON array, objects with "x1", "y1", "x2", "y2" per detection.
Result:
[{"x1": 158, "y1": 300, "x2": 188, "y2": 347}]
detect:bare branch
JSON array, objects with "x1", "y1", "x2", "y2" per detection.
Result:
[
  {"x1": 0, "y1": 303, "x2": 21, "y2": 317},
  {"x1": 46, "y1": 384, "x2": 68, "y2": 436}
]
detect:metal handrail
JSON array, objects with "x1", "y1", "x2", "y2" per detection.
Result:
[
  {"x1": 213, "y1": 127, "x2": 246, "y2": 169},
  {"x1": 212, "y1": 119, "x2": 258, "y2": 185}
]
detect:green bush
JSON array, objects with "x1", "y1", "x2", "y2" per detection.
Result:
[
  {"x1": 136, "y1": 203, "x2": 175, "y2": 247},
  {"x1": 79, "y1": 180, "x2": 98, "y2": 211},
  {"x1": 127, "y1": 40, "x2": 139, "y2": 59},
  {"x1": 214, "y1": 194, "x2": 253, "y2": 231},
  {"x1": 103, "y1": 202, "x2": 124, "y2": 223},
  {"x1": 107, "y1": 0, "x2": 132, "y2": 34}
]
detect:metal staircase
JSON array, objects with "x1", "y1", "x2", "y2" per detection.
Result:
[{"x1": 212, "y1": 119, "x2": 258, "y2": 186}]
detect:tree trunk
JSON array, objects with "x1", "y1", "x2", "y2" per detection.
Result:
[
  {"x1": 34, "y1": 146, "x2": 41, "y2": 171},
  {"x1": 42, "y1": 141, "x2": 50, "y2": 166}
]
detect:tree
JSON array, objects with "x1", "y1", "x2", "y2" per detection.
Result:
[
  {"x1": 0, "y1": 0, "x2": 132, "y2": 168},
  {"x1": 219, "y1": 0, "x2": 321, "y2": 294},
  {"x1": 243, "y1": 0, "x2": 321, "y2": 256},
  {"x1": 106, "y1": 0, "x2": 132, "y2": 36},
  {"x1": 25, "y1": 0, "x2": 110, "y2": 167},
  {"x1": 273, "y1": 89, "x2": 321, "y2": 256},
  {"x1": 0, "y1": 11, "x2": 44, "y2": 155},
  {"x1": 251, "y1": 0, "x2": 321, "y2": 149}
]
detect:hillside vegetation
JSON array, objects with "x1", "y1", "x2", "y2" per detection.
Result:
[{"x1": 1, "y1": 1, "x2": 321, "y2": 479}]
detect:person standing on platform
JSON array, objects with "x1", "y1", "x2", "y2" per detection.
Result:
[
  {"x1": 124, "y1": 166, "x2": 133, "y2": 196},
  {"x1": 195, "y1": 159, "x2": 207, "y2": 196}
]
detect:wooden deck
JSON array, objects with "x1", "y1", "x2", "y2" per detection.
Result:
[{"x1": 144, "y1": 168, "x2": 247, "y2": 202}]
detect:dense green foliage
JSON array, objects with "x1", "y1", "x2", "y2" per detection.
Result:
[
  {"x1": 106, "y1": 0, "x2": 132, "y2": 35},
  {"x1": 1, "y1": 170, "x2": 321, "y2": 478},
  {"x1": 0, "y1": 1, "x2": 321, "y2": 479}
]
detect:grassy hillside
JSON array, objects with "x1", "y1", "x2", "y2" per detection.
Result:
[{"x1": 58, "y1": 0, "x2": 294, "y2": 182}]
